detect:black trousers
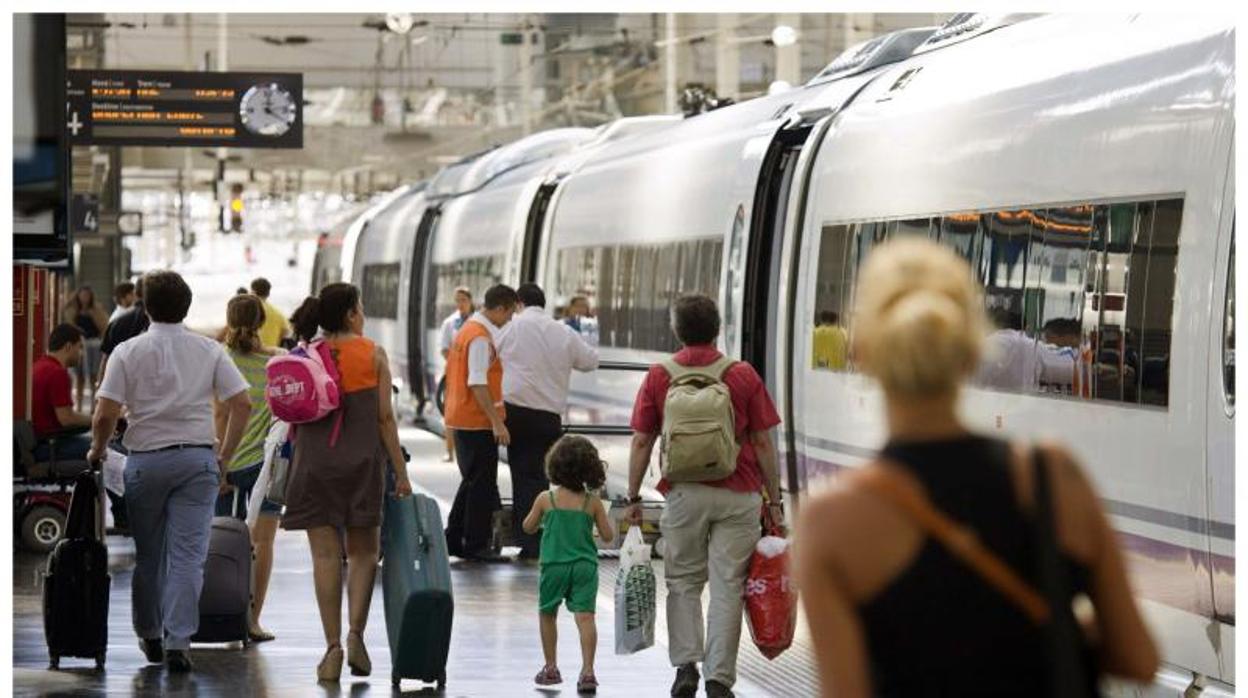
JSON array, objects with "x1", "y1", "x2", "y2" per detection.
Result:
[
  {"x1": 504, "y1": 403, "x2": 563, "y2": 556},
  {"x1": 445, "y1": 429, "x2": 501, "y2": 556}
]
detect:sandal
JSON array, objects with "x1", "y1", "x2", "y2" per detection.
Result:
[
  {"x1": 317, "y1": 644, "x2": 343, "y2": 683},
  {"x1": 346, "y1": 631, "x2": 371, "y2": 676},
  {"x1": 534, "y1": 665, "x2": 563, "y2": 686},
  {"x1": 248, "y1": 627, "x2": 276, "y2": 643},
  {"x1": 577, "y1": 673, "x2": 598, "y2": 694}
]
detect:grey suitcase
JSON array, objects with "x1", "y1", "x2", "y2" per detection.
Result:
[
  {"x1": 382, "y1": 493, "x2": 453, "y2": 689},
  {"x1": 192, "y1": 515, "x2": 252, "y2": 644}
]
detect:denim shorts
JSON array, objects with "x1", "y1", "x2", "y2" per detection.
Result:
[{"x1": 216, "y1": 461, "x2": 283, "y2": 519}]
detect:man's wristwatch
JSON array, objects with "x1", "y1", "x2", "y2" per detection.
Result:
[{"x1": 626, "y1": 494, "x2": 643, "y2": 505}]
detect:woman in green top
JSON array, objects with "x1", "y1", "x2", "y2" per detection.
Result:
[
  {"x1": 213, "y1": 294, "x2": 283, "y2": 642},
  {"x1": 522, "y1": 435, "x2": 615, "y2": 694}
]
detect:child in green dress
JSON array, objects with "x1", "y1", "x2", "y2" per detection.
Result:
[{"x1": 522, "y1": 435, "x2": 615, "y2": 694}]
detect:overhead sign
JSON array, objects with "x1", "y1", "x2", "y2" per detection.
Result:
[{"x1": 66, "y1": 70, "x2": 303, "y2": 149}]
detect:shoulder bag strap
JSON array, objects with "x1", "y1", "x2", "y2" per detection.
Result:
[
  {"x1": 1031, "y1": 445, "x2": 1095, "y2": 697},
  {"x1": 857, "y1": 466, "x2": 1050, "y2": 625}
]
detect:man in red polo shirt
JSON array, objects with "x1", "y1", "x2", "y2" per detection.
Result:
[
  {"x1": 32, "y1": 323, "x2": 94, "y2": 460},
  {"x1": 623, "y1": 294, "x2": 784, "y2": 698}
]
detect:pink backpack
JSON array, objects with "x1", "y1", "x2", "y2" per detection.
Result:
[{"x1": 265, "y1": 340, "x2": 344, "y2": 447}]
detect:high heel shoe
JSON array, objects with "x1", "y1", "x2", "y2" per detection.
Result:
[
  {"x1": 346, "y1": 631, "x2": 371, "y2": 677},
  {"x1": 317, "y1": 644, "x2": 343, "y2": 683}
]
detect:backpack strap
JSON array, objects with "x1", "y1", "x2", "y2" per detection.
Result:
[
  {"x1": 856, "y1": 464, "x2": 1051, "y2": 625},
  {"x1": 661, "y1": 354, "x2": 736, "y2": 384}
]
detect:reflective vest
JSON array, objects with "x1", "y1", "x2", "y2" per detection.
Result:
[{"x1": 445, "y1": 319, "x2": 504, "y2": 430}]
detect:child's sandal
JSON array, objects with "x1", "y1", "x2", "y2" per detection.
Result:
[
  {"x1": 577, "y1": 673, "x2": 598, "y2": 694},
  {"x1": 535, "y1": 665, "x2": 563, "y2": 686}
]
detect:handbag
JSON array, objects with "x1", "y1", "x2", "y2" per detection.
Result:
[{"x1": 743, "y1": 494, "x2": 797, "y2": 659}]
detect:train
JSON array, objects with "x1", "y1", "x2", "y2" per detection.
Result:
[{"x1": 313, "y1": 14, "x2": 1235, "y2": 695}]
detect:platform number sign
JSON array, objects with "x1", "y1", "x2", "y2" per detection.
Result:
[{"x1": 71, "y1": 194, "x2": 99, "y2": 234}]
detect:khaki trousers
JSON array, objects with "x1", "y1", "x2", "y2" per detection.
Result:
[{"x1": 660, "y1": 482, "x2": 762, "y2": 687}]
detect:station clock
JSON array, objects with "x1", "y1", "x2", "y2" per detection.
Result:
[{"x1": 239, "y1": 82, "x2": 298, "y2": 137}]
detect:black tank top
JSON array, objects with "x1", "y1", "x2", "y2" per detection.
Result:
[
  {"x1": 75, "y1": 309, "x2": 100, "y2": 339},
  {"x1": 858, "y1": 435, "x2": 1092, "y2": 697}
]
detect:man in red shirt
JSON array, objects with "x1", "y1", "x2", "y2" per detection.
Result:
[
  {"x1": 32, "y1": 324, "x2": 94, "y2": 460},
  {"x1": 623, "y1": 294, "x2": 784, "y2": 698}
]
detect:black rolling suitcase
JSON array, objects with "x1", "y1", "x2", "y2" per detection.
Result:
[
  {"x1": 192, "y1": 514, "x2": 253, "y2": 645},
  {"x1": 43, "y1": 466, "x2": 110, "y2": 670}
]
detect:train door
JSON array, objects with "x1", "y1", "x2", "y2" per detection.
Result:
[
  {"x1": 406, "y1": 205, "x2": 441, "y2": 417},
  {"x1": 740, "y1": 126, "x2": 812, "y2": 390},
  {"x1": 1206, "y1": 147, "x2": 1234, "y2": 634},
  {"x1": 520, "y1": 182, "x2": 558, "y2": 284}
]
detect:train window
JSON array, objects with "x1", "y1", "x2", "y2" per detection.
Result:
[
  {"x1": 553, "y1": 238, "x2": 722, "y2": 353},
  {"x1": 361, "y1": 263, "x2": 401, "y2": 319},
  {"x1": 425, "y1": 255, "x2": 504, "y2": 334},
  {"x1": 812, "y1": 225, "x2": 854, "y2": 371},
  {"x1": 1225, "y1": 236, "x2": 1235, "y2": 409},
  {"x1": 816, "y1": 196, "x2": 1182, "y2": 408}
]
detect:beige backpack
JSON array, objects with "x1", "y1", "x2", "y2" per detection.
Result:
[{"x1": 659, "y1": 356, "x2": 740, "y2": 482}]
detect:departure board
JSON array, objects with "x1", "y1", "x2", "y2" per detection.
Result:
[{"x1": 66, "y1": 70, "x2": 303, "y2": 148}]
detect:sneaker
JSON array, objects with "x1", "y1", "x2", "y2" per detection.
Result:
[
  {"x1": 706, "y1": 680, "x2": 735, "y2": 698},
  {"x1": 534, "y1": 665, "x2": 563, "y2": 686},
  {"x1": 165, "y1": 649, "x2": 193, "y2": 673},
  {"x1": 577, "y1": 673, "x2": 599, "y2": 694},
  {"x1": 138, "y1": 638, "x2": 163, "y2": 664},
  {"x1": 671, "y1": 664, "x2": 699, "y2": 697}
]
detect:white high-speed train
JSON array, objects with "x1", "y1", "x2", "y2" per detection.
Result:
[{"x1": 319, "y1": 14, "x2": 1235, "y2": 694}]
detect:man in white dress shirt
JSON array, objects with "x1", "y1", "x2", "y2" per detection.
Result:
[
  {"x1": 87, "y1": 270, "x2": 252, "y2": 672},
  {"x1": 497, "y1": 283, "x2": 599, "y2": 558}
]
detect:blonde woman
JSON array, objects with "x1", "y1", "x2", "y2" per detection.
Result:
[
  {"x1": 794, "y1": 239, "x2": 1158, "y2": 697},
  {"x1": 213, "y1": 294, "x2": 283, "y2": 642}
]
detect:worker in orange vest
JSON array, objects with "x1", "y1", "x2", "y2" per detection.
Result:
[{"x1": 443, "y1": 284, "x2": 519, "y2": 562}]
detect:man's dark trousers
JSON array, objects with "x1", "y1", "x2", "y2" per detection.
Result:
[
  {"x1": 445, "y1": 429, "x2": 501, "y2": 557},
  {"x1": 504, "y1": 403, "x2": 563, "y2": 557}
]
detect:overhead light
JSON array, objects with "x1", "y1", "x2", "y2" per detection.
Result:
[
  {"x1": 771, "y1": 25, "x2": 797, "y2": 47},
  {"x1": 768, "y1": 80, "x2": 792, "y2": 95},
  {"x1": 385, "y1": 13, "x2": 415, "y2": 35}
]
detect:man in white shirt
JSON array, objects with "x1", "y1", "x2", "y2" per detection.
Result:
[
  {"x1": 497, "y1": 283, "x2": 599, "y2": 558},
  {"x1": 87, "y1": 270, "x2": 252, "y2": 673},
  {"x1": 975, "y1": 310, "x2": 1075, "y2": 392},
  {"x1": 438, "y1": 287, "x2": 474, "y2": 462}
]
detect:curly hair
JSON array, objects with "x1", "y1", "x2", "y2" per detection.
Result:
[
  {"x1": 544, "y1": 435, "x2": 607, "y2": 493},
  {"x1": 224, "y1": 294, "x2": 266, "y2": 354}
]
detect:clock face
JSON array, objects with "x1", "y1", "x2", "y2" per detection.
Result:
[{"x1": 239, "y1": 83, "x2": 297, "y2": 137}]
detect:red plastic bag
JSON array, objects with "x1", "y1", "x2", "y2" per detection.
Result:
[{"x1": 743, "y1": 531, "x2": 797, "y2": 659}]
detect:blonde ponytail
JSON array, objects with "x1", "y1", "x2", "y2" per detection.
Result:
[{"x1": 853, "y1": 238, "x2": 986, "y2": 397}]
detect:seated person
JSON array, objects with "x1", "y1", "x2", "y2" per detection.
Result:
[{"x1": 32, "y1": 324, "x2": 94, "y2": 462}]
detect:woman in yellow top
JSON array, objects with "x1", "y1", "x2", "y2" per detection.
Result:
[{"x1": 282, "y1": 282, "x2": 413, "y2": 682}]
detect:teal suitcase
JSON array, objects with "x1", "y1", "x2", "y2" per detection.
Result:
[{"x1": 382, "y1": 493, "x2": 453, "y2": 690}]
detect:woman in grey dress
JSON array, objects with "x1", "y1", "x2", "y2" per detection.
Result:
[{"x1": 283, "y1": 283, "x2": 413, "y2": 682}]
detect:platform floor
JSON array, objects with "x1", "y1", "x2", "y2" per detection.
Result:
[{"x1": 12, "y1": 428, "x2": 819, "y2": 697}]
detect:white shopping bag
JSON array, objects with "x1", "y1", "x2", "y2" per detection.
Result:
[
  {"x1": 615, "y1": 526, "x2": 656, "y2": 654},
  {"x1": 246, "y1": 421, "x2": 289, "y2": 528},
  {"x1": 102, "y1": 448, "x2": 127, "y2": 497}
]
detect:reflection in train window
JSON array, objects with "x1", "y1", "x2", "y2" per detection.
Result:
[
  {"x1": 1225, "y1": 236, "x2": 1235, "y2": 409},
  {"x1": 361, "y1": 263, "x2": 401, "y2": 319},
  {"x1": 812, "y1": 197, "x2": 1183, "y2": 408},
  {"x1": 423, "y1": 255, "x2": 504, "y2": 336},
  {"x1": 812, "y1": 225, "x2": 853, "y2": 370},
  {"x1": 554, "y1": 239, "x2": 722, "y2": 352}
]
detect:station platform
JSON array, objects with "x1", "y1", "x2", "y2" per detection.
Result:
[{"x1": 12, "y1": 428, "x2": 819, "y2": 697}]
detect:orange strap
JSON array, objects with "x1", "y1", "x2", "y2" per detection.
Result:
[{"x1": 857, "y1": 466, "x2": 1051, "y2": 625}]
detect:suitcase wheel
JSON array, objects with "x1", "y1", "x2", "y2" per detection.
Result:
[
  {"x1": 391, "y1": 674, "x2": 400, "y2": 688},
  {"x1": 48, "y1": 655, "x2": 59, "y2": 670},
  {"x1": 95, "y1": 652, "x2": 106, "y2": 670}
]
